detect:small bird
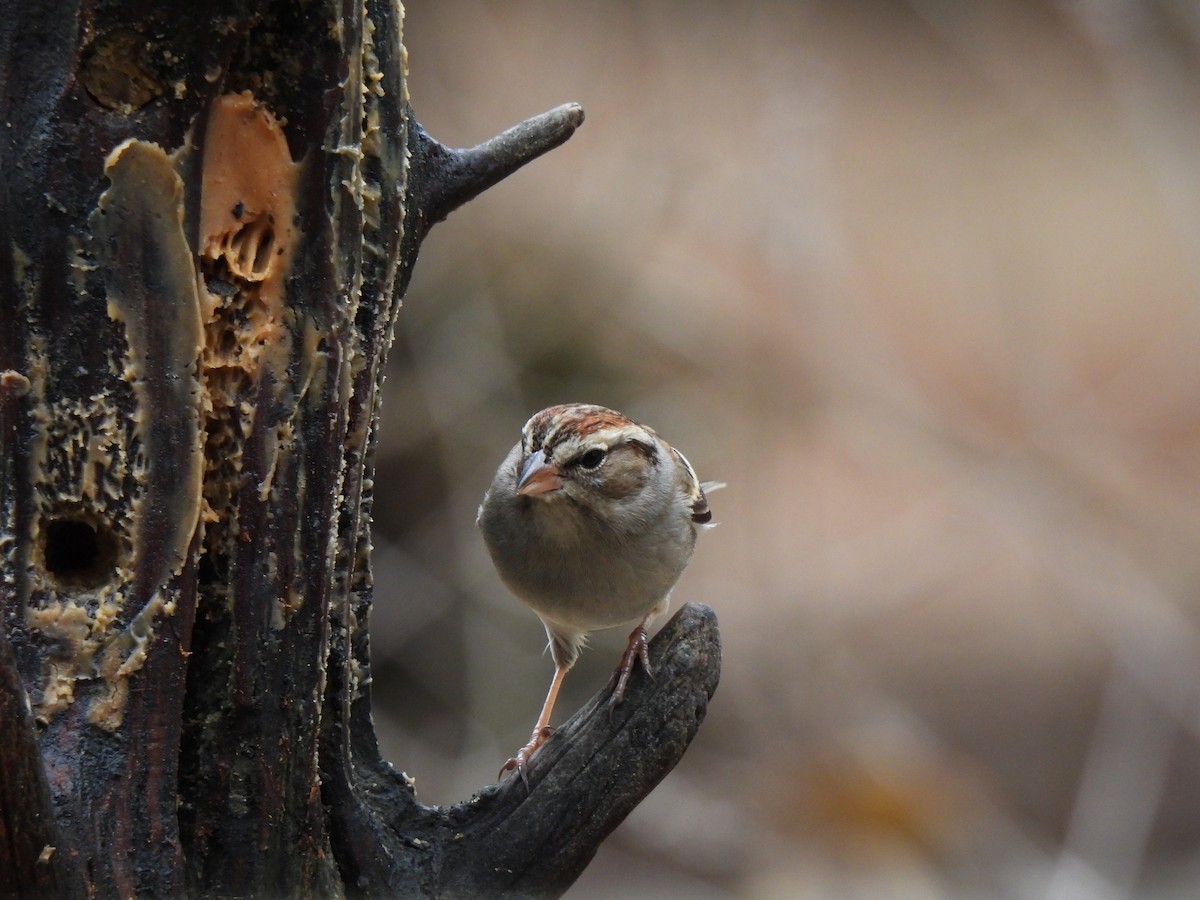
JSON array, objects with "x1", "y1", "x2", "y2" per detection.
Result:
[{"x1": 477, "y1": 403, "x2": 718, "y2": 782}]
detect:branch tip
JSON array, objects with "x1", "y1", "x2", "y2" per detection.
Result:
[
  {"x1": 433, "y1": 602, "x2": 721, "y2": 896},
  {"x1": 408, "y1": 101, "x2": 586, "y2": 233}
]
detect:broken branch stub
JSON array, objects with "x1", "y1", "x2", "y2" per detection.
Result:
[{"x1": 0, "y1": 2, "x2": 717, "y2": 897}]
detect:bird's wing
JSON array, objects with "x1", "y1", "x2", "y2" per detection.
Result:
[{"x1": 670, "y1": 446, "x2": 721, "y2": 525}]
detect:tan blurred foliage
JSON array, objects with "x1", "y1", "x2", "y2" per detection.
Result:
[{"x1": 369, "y1": 1, "x2": 1200, "y2": 896}]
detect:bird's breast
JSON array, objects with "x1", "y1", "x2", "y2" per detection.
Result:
[{"x1": 491, "y1": 503, "x2": 694, "y2": 631}]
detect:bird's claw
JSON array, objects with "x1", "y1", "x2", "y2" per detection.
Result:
[
  {"x1": 608, "y1": 624, "x2": 654, "y2": 706},
  {"x1": 499, "y1": 725, "x2": 556, "y2": 789},
  {"x1": 499, "y1": 750, "x2": 532, "y2": 790}
]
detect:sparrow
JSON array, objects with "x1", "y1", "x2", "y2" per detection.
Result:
[{"x1": 477, "y1": 403, "x2": 718, "y2": 782}]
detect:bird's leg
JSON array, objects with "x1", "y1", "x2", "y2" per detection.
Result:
[
  {"x1": 500, "y1": 660, "x2": 571, "y2": 787},
  {"x1": 609, "y1": 615, "x2": 655, "y2": 705}
]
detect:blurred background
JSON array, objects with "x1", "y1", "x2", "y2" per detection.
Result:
[{"x1": 367, "y1": 1, "x2": 1200, "y2": 896}]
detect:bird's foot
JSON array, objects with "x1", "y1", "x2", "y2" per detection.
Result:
[
  {"x1": 499, "y1": 725, "x2": 556, "y2": 788},
  {"x1": 608, "y1": 623, "x2": 654, "y2": 706}
]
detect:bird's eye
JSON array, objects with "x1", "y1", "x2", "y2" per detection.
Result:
[{"x1": 576, "y1": 448, "x2": 607, "y2": 470}]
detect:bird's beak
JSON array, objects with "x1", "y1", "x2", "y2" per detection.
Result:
[{"x1": 517, "y1": 449, "x2": 564, "y2": 496}]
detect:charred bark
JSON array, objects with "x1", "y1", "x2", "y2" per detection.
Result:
[{"x1": 0, "y1": 2, "x2": 720, "y2": 897}]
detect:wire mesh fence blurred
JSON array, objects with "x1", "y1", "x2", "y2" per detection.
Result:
[{"x1": 369, "y1": 1, "x2": 1200, "y2": 896}]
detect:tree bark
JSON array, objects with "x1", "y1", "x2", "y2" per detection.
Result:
[{"x1": 0, "y1": 2, "x2": 720, "y2": 897}]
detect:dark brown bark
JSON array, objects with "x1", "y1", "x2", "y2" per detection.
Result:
[{"x1": 0, "y1": 2, "x2": 720, "y2": 897}]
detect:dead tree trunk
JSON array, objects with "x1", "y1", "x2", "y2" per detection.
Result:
[{"x1": 0, "y1": 3, "x2": 721, "y2": 897}]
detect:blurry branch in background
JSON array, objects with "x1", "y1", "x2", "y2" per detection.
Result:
[
  {"x1": 1062, "y1": 1, "x2": 1200, "y2": 263},
  {"x1": 898, "y1": 3, "x2": 1200, "y2": 895}
]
